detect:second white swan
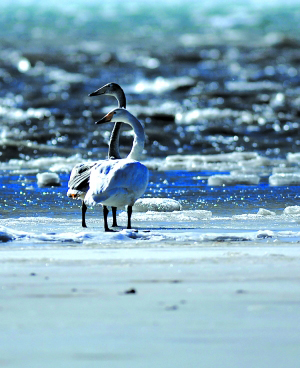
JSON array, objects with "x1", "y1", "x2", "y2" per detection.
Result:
[{"x1": 84, "y1": 108, "x2": 149, "y2": 231}]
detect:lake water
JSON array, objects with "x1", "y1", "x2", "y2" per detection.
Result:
[{"x1": 0, "y1": 0, "x2": 300, "y2": 244}]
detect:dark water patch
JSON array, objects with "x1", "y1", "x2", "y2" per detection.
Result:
[{"x1": 0, "y1": 2, "x2": 300, "y2": 161}]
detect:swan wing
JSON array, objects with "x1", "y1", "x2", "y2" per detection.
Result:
[
  {"x1": 68, "y1": 162, "x2": 98, "y2": 192},
  {"x1": 86, "y1": 159, "x2": 149, "y2": 206}
]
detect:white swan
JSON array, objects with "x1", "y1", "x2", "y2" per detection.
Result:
[
  {"x1": 84, "y1": 108, "x2": 149, "y2": 231},
  {"x1": 67, "y1": 83, "x2": 126, "y2": 228}
]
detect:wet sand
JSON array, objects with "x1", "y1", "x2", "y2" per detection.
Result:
[{"x1": 1, "y1": 244, "x2": 300, "y2": 368}]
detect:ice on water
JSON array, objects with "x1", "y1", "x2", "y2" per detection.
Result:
[
  {"x1": 1, "y1": 149, "x2": 300, "y2": 246},
  {"x1": 127, "y1": 76, "x2": 195, "y2": 94},
  {"x1": 1, "y1": 202, "x2": 300, "y2": 245},
  {"x1": 133, "y1": 198, "x2": 182, "y2": 212},
  {"x1": 269, "y1": 173, "x2": 300, "y2": 186},
  {"x1": 207, "y1": 174, "x2": 260, "y2": 186},
  {"x1": 36, "y1": 172, "x2": 61, "y2": 187},
  {"x1": 257, "y1": 208, "x2": 276, "y2": 216},
  {"x1": 283, "y1": 206, "x2": 300, "y2": 215},
  {"x1": 3, "y1": 151, "x2": 299, "y2": 181},
  {"x1": 160, "y1": 152, "x2": 274, "y2": 172}
]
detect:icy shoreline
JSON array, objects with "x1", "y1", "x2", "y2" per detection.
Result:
[
  {"x1": 1, "y1": 204, "x2": 300, "y2": 246},
  {"x1": 1, "y1": 244, "x2": 300, "y2": 368}
]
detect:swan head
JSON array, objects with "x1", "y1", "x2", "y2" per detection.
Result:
[
  {"x1": 89, "y1": 83, "x2": 126, "y2": 108},
  {"x1": 95, "y1": 108, "x2": 130, "y2": 125}
]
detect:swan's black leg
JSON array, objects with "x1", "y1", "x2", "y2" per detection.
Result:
[
  {"x1": 103, "y1": 206, "x2": 115, "y2": 232},
  {"x1": 127, "y1": 205, "x2": 132, "y2": 229},
  {"x1": 112, "y1": 206, "x2": 118, "y2": 227},
  {"x1": 82, "y1": 201, "x2": 87, "y2": 228}
]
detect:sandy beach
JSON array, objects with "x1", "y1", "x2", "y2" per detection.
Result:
[{"x1": 1, "y1": 243, "x2": 300, "y2": 368}]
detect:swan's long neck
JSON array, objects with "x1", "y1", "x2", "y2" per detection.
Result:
[
  {"x1": 115, "y1": 89, "x2": 126, "y2": 108},
  {"x1": 107, "y1": 90, "x2": 126, "y2": 159},
  {"x1": 124, "y1": 114, "x2": 145, "y2": 160}
]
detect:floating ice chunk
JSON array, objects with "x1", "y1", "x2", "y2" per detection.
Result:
[
  {"x1": 125, "y1": 101, "x2": 179, "y2": 119},
  {"x1": 208, "y1": 174, "x2": 259, "y2": 186},
  {"x1": 36, "y1": 172, "x2": 61, "y2": 187},
  {"x1": 283, "y1": 206, "x2": 300, "y2": 215},
  {"x1": 257, "y1": 208, "x2": 276, "y2": 216},
  {"x1": 269, "y1": 173, "x2": 300, "y2": 186},
  {"x1": 5, "y1": 154, "x2": 87, "y2": 172},
  {"x1": 257, "y1": 230, "x2": 275, "y2": 239},
  {"x1": 270, "y1": 93, "x2": 286, "y2": 110},
  {"x1": 272, "y1": 167, "x2": 298, "y2": 174},
  {"x1": 133, "y1": 198, "x2": 182, "y2": 212},
  {"x1": 161, "y1": 152, "x2": 271, "y2": 172},
  {"x1": 142, "y1": 158, "x2": 165, "y2": 171},
  {"x1": 226, "y1": 80, "x2": 283, "y2": 92},
  {"x1": 287, "y1": 153, "x2": 300, "y2": 164},
  {"x1": 277, "y1": 230, "x2": 300, "y2": 238},
  {"x1": 0, "y1": 106, "x2": 50, "y2": 123},
  {"x1": 175, "y1": 107, "x2": 242, "y2": 124},
  {"x1": 175, "y1": 108, "x2": 259, "y2": 125},
  {"x1": 48, "y1": 67, "x2": 87, "y2": 84},
  {"x1": 128, "y1": 76, "x2": 195, "y2": 94}
]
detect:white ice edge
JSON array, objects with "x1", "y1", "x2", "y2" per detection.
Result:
[
  {"x1": 1, "y1": 224, "x2": 300, "y2": 245},
  {"x1": 1, "y1": 206, "x2": 300, "y2": 244}
]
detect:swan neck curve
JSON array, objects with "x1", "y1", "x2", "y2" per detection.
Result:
[
  {"x1": 107, "y1": 87, "x2": 126, "y2": 159},
  {"x1": 124, "y1": 114, "x2": 145, "y2": 160},
  {"x1": 116, "y1": 89, "x2": 126, "y2": 108}
]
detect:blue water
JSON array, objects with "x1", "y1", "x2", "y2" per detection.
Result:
[
  {"x1": 1, "y1": 170, "x2": 299, "y2": 221},
  {"x1": 0, "y1": 0, "x2": 299, "y2": 235}
]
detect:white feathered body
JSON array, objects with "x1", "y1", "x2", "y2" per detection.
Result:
[{"x1": 85, "y1": 158, "x2": 149, "y2": 207}]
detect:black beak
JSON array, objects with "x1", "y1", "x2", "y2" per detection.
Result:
[{"x1": 89, "y1": 86, "x2": 107, "y2": 97}]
